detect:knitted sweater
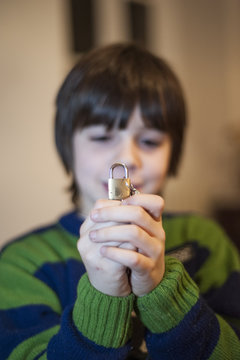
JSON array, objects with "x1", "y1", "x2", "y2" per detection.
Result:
[{"x1": 0, "y1": 211, "x2": 240, "y2": 359}]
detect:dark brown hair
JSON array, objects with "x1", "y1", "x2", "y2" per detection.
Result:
[{"x1": 55, "y1": 43, "x2": 187, "y2": 204}]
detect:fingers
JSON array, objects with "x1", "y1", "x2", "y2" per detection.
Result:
[
  {"x1": 78, "y1": 199, "x2": 125, "y2": 259},
  {"x1": 80, "y1": 199, "x2": 121, "y2": 235},
  {"x1": 100, "y1": 245, "x2": 156, "y2": 275},
  {"x1": 89, "y1": 224, "x2": 162, "y2": 258},
  {"x1": 79, "y1": 195, "x2": 166, "y2": 297},
  {"x1": 90, "y1": 203, "x2": 161, "y2": 237},
  {"x1": 122, "y1": 194, "x2": 164, "y2": 221},
  {"x1": 81, "y1": 194, "x2": 164, "y2": 235}
]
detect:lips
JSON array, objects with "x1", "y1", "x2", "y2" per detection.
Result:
[{"x1": 103, "y1": 182, "x2": 109, "y2": 192}]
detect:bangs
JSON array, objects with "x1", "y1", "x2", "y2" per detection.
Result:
[{"x1": 71, "y1": 54, "x2": 169, "y2": 132}]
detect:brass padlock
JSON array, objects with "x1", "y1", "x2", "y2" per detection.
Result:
[{"x1": 108, "y1": 163, "x2": 131, "y2": 200}]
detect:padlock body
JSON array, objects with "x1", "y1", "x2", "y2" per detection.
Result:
[{"x1": 108, "y1": 178, "x2": 131, "y2": 200}]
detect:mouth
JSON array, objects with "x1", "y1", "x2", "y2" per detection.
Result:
[{"x1": 103, "y1": 182, "x2": 109, "y2": 192}]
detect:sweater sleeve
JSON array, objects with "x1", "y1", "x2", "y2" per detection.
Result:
[
  {"x1": 0, "y1": 231, "x2": 134, "y2": 360},
  {"x1": 46, "y1": 274, "x2": 135, "y2": 359},
  {"x1": 135, "y1": 216, "x2": 240, "y2": 360}
]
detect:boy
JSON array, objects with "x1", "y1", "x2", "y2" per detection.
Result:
[{"x1": 0, "y1": 43, "x2": 240, "y2": 359}]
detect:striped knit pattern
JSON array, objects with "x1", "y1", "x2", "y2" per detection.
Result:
[{"x1": 0, "y1": 211, "x2": 239, "y2": 359}]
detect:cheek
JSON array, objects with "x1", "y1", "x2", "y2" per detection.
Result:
[
  {"x1": 73, "y1": 150, "x2": 109, "y2": 188},
  {"x1": 150, "y1": 147, "x2": 171, "y2": 176},
  {"x1": 143, "y1": 147, "x2": 172, "y2": 192},
  {"x1": 147, "y1": 165, "x2": 166, "y2": 183},
  {"x1": 73, "y1": 145, "x2": 94, "y2": 187},
  {"x1": 73, "y1": 139, "x2": 97, "y2": 173},
  {"x1": 160, "y1": 141, "x2": 172, "y2": 175},
  {"x1": 74, "y1": 156, "x2": 98, "y2": 186}
]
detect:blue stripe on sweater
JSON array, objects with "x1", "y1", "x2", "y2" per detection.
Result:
[
  {"x1": 0, "y1": 304, "x2": 60, "y2": 359},
  {"x1": 0, "y1": 260, "x2": 85, "y2": 359},
  {"x1": 33, "y1": 258, "x2": 131, "y2": 358},
  {"x1": 203, "y1": 270, "x2": 240, "y2": 339},
  {"x1": 48, "y1": 304, "x2": 131, "y2": 360},
  {"x1": 203, "y1": 271, "x2": 240, "y2": 318},
  {"x1": 34, "y1": 259, "x2": 86, "y2": 309},
  {"x1": 166, "y1": 241, "x2": 210, "y2": 278},
  {"x1": 146, "y1": 298, "x2": 220, "y2": 360}
]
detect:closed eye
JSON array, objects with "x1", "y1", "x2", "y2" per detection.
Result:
[
  {"x1": 89, "y1": 136, "x2": 112, "y2": 142},
  {"x1": 140, "y1": 139, "x2": 162, "y2": 148}
]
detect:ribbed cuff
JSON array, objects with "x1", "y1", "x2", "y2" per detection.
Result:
[
  {"x1": 73, "y1": 273, "x2": 135, "y2": 348},
  {"x1": 135, "y1": 256, "x2": 199, "y2": 333}
]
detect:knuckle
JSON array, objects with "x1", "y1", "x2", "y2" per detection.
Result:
[
  {"x1": 130, "y1": 252, "x2": 141, "y2": 267},
  {"x1": 131, "y1": 224, "x2": 142, "y2": 239},
  {"x1": 77, "y1": 238, "x2": 84, "y2": 253},
  {"x1": 134, "y1": 206, "x2": 145, "y2": 221},
  {"x1": 80, "y1": 224, "x2": 86, "y2": 236},
  {"x1": 80, "y1": 219, "x2": 88, "y2": 235},
  {"x1": 147, "y1": 261, "x2": 155, "y2": 273},
  {"x1": 160, "y1": 228, "x2": 166, "y2": 242},
  {"x1": 158, "y1": 196, "x2": 165, "y2": 210},
  {"x1": 155, "y1": 197, "x2": 165, "y2": 219},
  {"x1": 154, "y1": 242, "x2": 164, "y2": 257}
]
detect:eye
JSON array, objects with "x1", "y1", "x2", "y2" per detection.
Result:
[
  {"x1": 140, "y1": 139, "x2": 162, "y2": 148},
  {"x1": 89, "y1": 135, "x2": 112, "y2": 142}
]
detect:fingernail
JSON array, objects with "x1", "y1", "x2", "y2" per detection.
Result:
[
  {"x1": 91, "y1": 210, "x2": 99, "y2": 220},
  {"x1": 89, "y1": 230, "x2": 96, "y2": 240},
  {"x1": 100, "y1": 246, "x2": 107, "y2": 256}
]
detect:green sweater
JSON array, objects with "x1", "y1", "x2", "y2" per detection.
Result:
[{"x1": 0, "y1": 211, "x2": 239, "y2": 359}]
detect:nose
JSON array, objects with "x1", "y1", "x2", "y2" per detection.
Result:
[{"x1": 115, "y1": 138, "x2": 141, "y2": 174}]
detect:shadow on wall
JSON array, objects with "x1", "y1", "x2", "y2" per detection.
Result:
[
  {"x1": 70, "y1": 0, "x2": 149, "y2": 52},
  {"x1": 212, "y1": 123, "x2": 240, "y2": 252}
]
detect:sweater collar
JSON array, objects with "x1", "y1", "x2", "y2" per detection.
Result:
[{"x1": 59, "y1": 210, "x2": 85, "y2": 237}]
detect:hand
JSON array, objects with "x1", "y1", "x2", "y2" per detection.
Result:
[
  {"x1": 77, "y1": 199, "x2": 136, "y2": 297},
  {"x1": 89, "y1": 194, "x2": 165, "y2": 296}
]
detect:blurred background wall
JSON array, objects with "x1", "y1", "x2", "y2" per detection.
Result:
[{"x1": 1, "y1": 0, "x2": 240, "y2": 246}]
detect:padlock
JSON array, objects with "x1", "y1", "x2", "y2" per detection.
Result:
[{"x1": 108, "y1": 162, "x2": 131, "y2": 200}]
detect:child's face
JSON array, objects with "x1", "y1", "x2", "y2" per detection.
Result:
[{"x1": 73, "y1": 107, "x2": 172, "y2": 215}]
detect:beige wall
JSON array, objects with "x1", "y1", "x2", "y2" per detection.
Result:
[
  {"x1": 0, "y1": 0, "x2": 74, "y2": 244},
  {"x1": 150, "y1": 0, "x2": 240, "y2": 213},
  {"x1": 1, "y1": 0, "x2": 240, "y2": 246}
]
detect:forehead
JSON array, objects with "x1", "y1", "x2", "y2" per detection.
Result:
[{"x1": 120, "y1": 106, "x2": 145, "y2": 130}]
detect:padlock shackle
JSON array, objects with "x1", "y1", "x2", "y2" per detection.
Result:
[{"x1": 109, "y1": 162, "x2": 129, "y2": 179}]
